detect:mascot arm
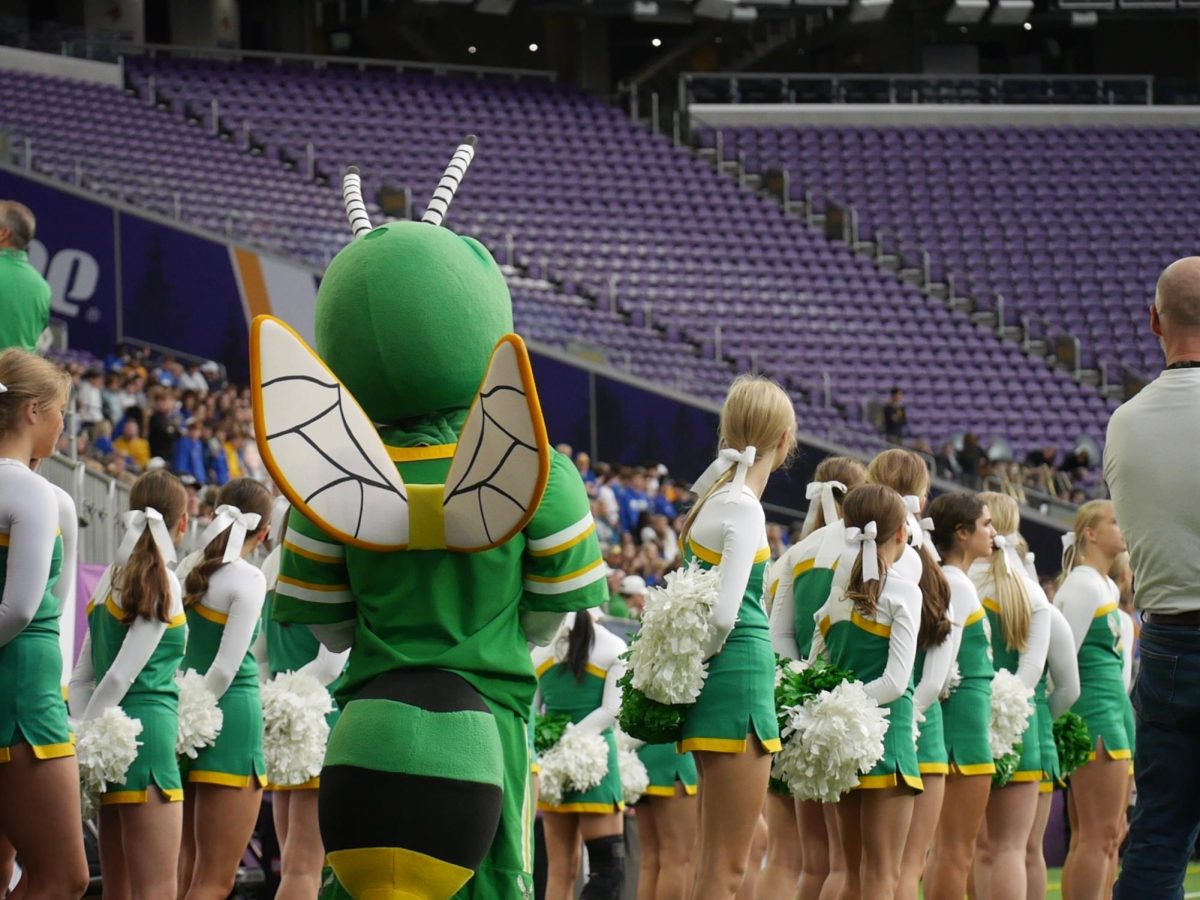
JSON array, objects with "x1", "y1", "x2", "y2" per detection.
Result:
[
  {"x1": 274, "y1": 509, "x2": 357, "y2": 628},
  {"x1": 308, "y1": 622, "x2": 355, "y2": 654},
  {"x1": 520, "y1": 453, "x2": 608, "y2": 614}
]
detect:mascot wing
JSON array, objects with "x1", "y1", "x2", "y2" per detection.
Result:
[
  {"x1": 442, "y1": 334, "x2": 551, "y2": 551},
  {"x1": 250, "y1": 315, "x2": 410, "y2": 550}
]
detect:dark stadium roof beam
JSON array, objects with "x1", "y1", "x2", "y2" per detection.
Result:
[
  {"x1": 421, "y1": 135, "x2": 477, "y2": 227},
  {"x1": 342, "y1": 167, "x2": 374, "y2": 240},
  {"x1": 848, "y1": 0, "x2": 890, "y2": 22}
]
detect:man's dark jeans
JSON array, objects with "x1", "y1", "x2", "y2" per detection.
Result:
[{"x1": 1115, "y1": 621, "x2": 1200, "y2": 899}]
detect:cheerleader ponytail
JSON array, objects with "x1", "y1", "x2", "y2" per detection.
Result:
[{"x1": 115, "y1": 470, "x2": 186, "y2": 624}]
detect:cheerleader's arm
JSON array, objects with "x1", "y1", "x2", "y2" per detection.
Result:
[
  {"x1": 1119, "y1": 611, "x2": 1135, "y2": 693},
  {"x1": 1055, "y1": 574, "x2": 1094, "y2": 655},
  {"x1": 863, "y1": 582, "x2": 919, "y2": 706},
  {"x1": 82, "y1": 616, "x2": 167, "y2": 719},
  {"x1": 1016, "y1": 589, "x2": 1052, "y2": 691},
  {"x1": 204, "y1": 568, "x2": 265, "y2": 700},
  {"x1": 704, "y1": 497, "x2": 765, "y2": 660},
  {"x1": 68, "y1": 631, "x2": 96, "y2": 719},
  {"x1": 575, "y1": 656, "x2": 626, "y2": 737},
  {"x1": 1047, "y1": 605, "x2": 1081, "y2": 718},
  {"x1": 769, "y1": 549, "x2": 800, "y2": 660},
  {"x1": 0, "y1": 474, "x2": 57, "y2": 647},
  {"x1": 297, "y1": 644, "x2": 350, "y2": 687},
  {"x1": 913, "y1": 628, "x2": 954, "y2": 714}
]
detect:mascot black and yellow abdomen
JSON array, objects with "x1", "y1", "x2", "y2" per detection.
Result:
[{"x1": 320, "y1": 669, "x2": 504, "y2": 900}]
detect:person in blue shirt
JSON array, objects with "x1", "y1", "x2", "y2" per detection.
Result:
[
  {"x1": 619, "y1": 471, "x2": 650, "y2": 535},
  {"x1": 173, "y1": 419, "x2": 207, "y2": 485}
]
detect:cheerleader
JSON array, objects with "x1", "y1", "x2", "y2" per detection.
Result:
[
  {"x1": 1056, "y1": 500, "x2": 1132, "y2": 900},
  {"x1": 678, "y1": 376, "x2": 796, "y2": 900},
  {"x1": 633, "y1": 740, "x2": 698, "y2": 900},
  {"x1": 1024, "y1": 603, "x2": 1080, "y2": 900},
  {"x1": 0, "y1": 349, "x2": 89, "y2": 899},
  {"x1": 863, "y1": 450, "x2": 954, "y2": 900},
  {"x1": 923, "y1": 492, "x2": 995, "y2": 900},
  {"x1": 176, "y1": 478, "x2": 272, "y2": 900},
  {"x1": 69, "y1": 470, "x2": 189, "y2": 900},
  {"x1": 968, "y1": 492, "x2": 1050, "y2": 900},
  {"x1": 258, "y1": 504, "x2": 348, "y2": 900},
  {"x1": 768, "y1": 455, "x2": 864, "y2": 900},
  {"x1": 534, "y1": 610, "x2": 627, "y2": 900},
  {"x1": 810, "y1": 484, "x2": 920, "y2": 900}
]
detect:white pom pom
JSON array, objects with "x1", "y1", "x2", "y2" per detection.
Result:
[
  {"x1": 176, "y1": 669, "x2": 224, "y2": 758},
  {"x1": 618, "y1": 747, "x2": 649, "y2": 806},
  {"x1": 989, "y1": 669, "x2": 1035, "y2": 759},
  {"x1": 538, "y1": 727, "x2": 610, "y2": 807},
  {"x1": 940, "y1": 661, "x2": 962, "y2": 701},
  {"x1": 627, "y1": 563, "x2": 720, "y2": 705},
  {"x1": 775, "y1": 680, "x2": 891, "y2": 803},
  {"x1": 261, "y1": 671, "x2": 334, "y2": 786},
  {"x1": 75, "y1": 707, "x2": 143, "y2": 813}
]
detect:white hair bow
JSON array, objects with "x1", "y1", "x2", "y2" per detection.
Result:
[
  {"x1": 116, "y1": 508, "x2": 177, "y2": 567},
  {"x1": 0, "y1": 382, "x2": 7, "y2": 394},
  {"x1": 993, "y1": 533, "x2": 1025, "y2": 575},
  {"x1": 1061, "y1": 531, "x2": 1076, "y2": 568},
  {"x1": 843, "y1": 521, "x2": 880, "y2": 584},
  {"x1": 199, "y1": 504, "x2": 262, "y2": 564},
  {"x1": 802, "y1": 480, "x2": 846, "y2": 536},
  {"x1": 691, "y1": 446, "x2": 758, "y2": 498},
  {"x1": 902, "y1": 495, "x2": 941, "y2": 561}
]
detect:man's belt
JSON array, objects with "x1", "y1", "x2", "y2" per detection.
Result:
[{"x1": 1144, "y1": 610, "x2": 1200, "y2": 626}]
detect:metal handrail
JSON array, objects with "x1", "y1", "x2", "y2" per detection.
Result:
[
  {"x1": 681, "y1": 71, "x2": 1154, "y2": 106},
  {"x1": 113, "y1": 41, "x2": 557, "y2": 81}
]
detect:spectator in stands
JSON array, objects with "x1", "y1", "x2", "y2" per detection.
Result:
[
  {"x1": 957, "y1": 433, "x2": 985, "y2": 489},
  {"x1": 101, "y1": 371, "x2": 124, "y2": 424},
  {"x1": 205, "y1": 424, "x2": 229, "y2": 486},
  {"x1": 575, "y1": 451, "x2": 595, "y2": 484},
  {"x1": 620, "y1": 469, "x2": 651, "y2": 535},
  {"x1": 77, "y1": 369, "x2": 104, "y2": 429},
  {"x1": 1025, "y1": 445, "x2": 1058, "y2": 469},
  {"x1": 0, "y1": 200, "x2": 50, "y2": 353},
  {"x1": 934, "y1": 441, "x2": 962, "y2": 481},
  {"x1": 146, "y1": 386, "x2": 180, "y2": 462},
  {"x1": 1109, "y1": 256, "x2": 1200, "y2": 899},
  {"x1": 90, "y1": 419, "x2": 115, "y2": 458},
  {"x1": 609, "y1": 575, "x2": 648, "y2": 620},
  {"x1": 174, "y1": 419, "x2": 207, "y2": 486},
  {"x1": 644, "y1": 513, "x2": 678, "y2": 565},
  {"x1": 112, "y1": 418, "x2": 150, "y2": 471},
  {"x1": 178, "y1": 362, "x2": 208, "y2": 395},
  {"x1": 882, "y1": 387, "x2": 908, "y2": 444}
]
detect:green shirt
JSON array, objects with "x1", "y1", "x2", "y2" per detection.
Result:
[
  {"x1": 274, "y1": 427, "x2": 607, "y2": 719},
  {"x1": 0, "y1": 249, "x2": 50, "y2": 352}
]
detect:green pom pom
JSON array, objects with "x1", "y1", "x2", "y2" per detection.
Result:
[
  {"x1": 534, "y1": 712, "x2": 573, "y2": 756},
  {"x1": 992, "y1": 745, "x2": 1021, "y2": 788},
  {"x1": 617, "y1": 666, "x2": 687, "y2": 744},
  {"x1": 768, "y1": 776, "x2": 793, "y2": 798},
  {"x1": 774, "y1": 656, "x2": 857, "y2": 732},
  {"x1": 1053, "y1": 712, "x2": 1092, "y2": 779}
]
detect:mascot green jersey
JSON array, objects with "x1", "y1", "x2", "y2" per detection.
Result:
[{"x1": 251, "y1": 138, "x2": 607, "y2": 900}]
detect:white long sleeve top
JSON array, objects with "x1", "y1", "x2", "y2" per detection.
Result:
[
  {"x1": 175, "y1": 551, "x2": 266, "y2": 700},
  {"x1": 1054, "y1": 565, "x2": 1121, "y2": 655},
  {"x1": 532, "y1": 612, "x2": 628, "y2": 736},
  {"x1": 684, "y1": 483, "x2": 769, "y2": 659},
  {"x1": 811, "y1": 571, "x2": 921, "y2": 706},
  {"x1": 68, "y1": 565, "x2": 184, "y2": 720},
  {"x1": 1046, "y1": 604, "x2": 1082, "y2": 719},
  {"x1": 0, "y1": 459, "x2": 60, "y2": 648},
  {"x1": 768, "y1": 520, "x2": 845, "y2": 660},
  {"x1": 891, "y1": 546, "x2": 954, "y2": 714}
]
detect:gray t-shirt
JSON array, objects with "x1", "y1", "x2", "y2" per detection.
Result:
[{"x1": 1104, "y1": 369, "x2": 1200, "y2": 613}]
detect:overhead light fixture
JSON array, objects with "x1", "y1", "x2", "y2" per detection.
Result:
[
  {"x1": 652, "y1": 37, "x2": 663, "y2": 47},
  {"x1": 849, "y1": 0, "x2": 891, "y2": 22},
  {"x1": 946, "y1": 0, "x2": 988, "y2": 23},
  {"x1": 528, "y1": 42, "x2": 539, "y2": 51},
  {"x1": 1023, "y1": 19, "x2": 1032, "y2": 28},
  {"x1": 468, "y1": 45, "x2": 478, "y2": 53},
  {"x1": 991, "y1": 0, "x2": 1034, "y2": 24}
]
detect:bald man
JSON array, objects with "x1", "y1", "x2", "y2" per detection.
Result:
[
  {"x1": 0, "y1": 201, "x2": 50, "y2": 352},
  {"x1": 1107, "y1": 257, "x2": 1200, "y2": 900}
]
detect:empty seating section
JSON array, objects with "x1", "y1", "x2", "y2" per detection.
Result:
[
  {"x1": 711, "y1": 124, "x2": 1199, "y2": 383},
  {"x1": 0, "y1": 57, "x2": 1120, "y2": 453}
]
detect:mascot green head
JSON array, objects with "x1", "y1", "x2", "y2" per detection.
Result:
[{"x1": 315, "y1": 139, "x2": 513, "y2": 424}]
